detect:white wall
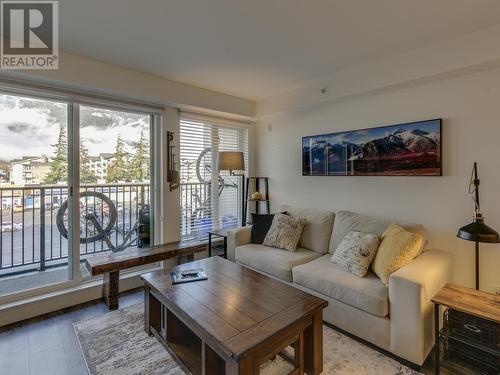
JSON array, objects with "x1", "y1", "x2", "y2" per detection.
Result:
[
  {"x1": 255, "y1": 66, "x2": 500, "y2": 292},
  {"x1": 257, "y1": 24, "x2": 500, "y2": 117}
]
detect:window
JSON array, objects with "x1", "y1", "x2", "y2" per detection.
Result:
[
  {"x1": 179, "y1": 115, "x2": 249, "y2": 241},
  {"x1": 0, "y1": 87, "x2": 160, "y2": 296}
]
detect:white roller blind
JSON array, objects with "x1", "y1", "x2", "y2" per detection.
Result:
[{"x1": 180, "y1": 116, "x2": 249, "y2": 240}]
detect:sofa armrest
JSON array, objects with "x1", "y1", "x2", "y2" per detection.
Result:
[
  {"x1": 227, "y1": 226, "x2": 252, "y2": 261},
  {"x1": 388, "y1": 250, "x2": 452, "y2": 365}
]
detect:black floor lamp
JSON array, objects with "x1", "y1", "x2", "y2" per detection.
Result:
[
  {"x1": 457, "y1": 162, "x2": 499, "y2": 290},
  {"x1": 217, "y1": 151, "x2": 246, "y2": 227}
]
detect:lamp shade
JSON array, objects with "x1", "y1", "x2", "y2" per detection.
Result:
[
  {"x1": 457, "y1": 219, "x2": 500, "y2": 243},
  {"x1": 218, "y1": 151, "x2": 244, "y2": 172}
]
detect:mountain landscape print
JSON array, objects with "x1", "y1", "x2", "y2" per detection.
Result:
[{"x1": 302, "y1": 119, "x2": 442, "y2": 176}]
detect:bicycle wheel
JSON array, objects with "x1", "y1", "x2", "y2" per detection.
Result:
[
  {"x1": 196, "y1": 147, "x2": 238, "y2": 189},
  {"x1": 196, "y1": 147, "x2": 213, "y2": 184},
  {"x1": 56, "y1": 191, "x2": 117, "y2": 244}
]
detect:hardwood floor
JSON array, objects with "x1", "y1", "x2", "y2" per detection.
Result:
[{"x1": 0, "y1": 290, "x2": 143, "y2": 375}]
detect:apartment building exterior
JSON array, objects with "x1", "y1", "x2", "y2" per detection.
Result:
[
  {"x1": 88, "y1": 153, "x2": 115, "y2": 183},
  {"x1": 9, "y1": 156, "x2": 51, "y2": 185}
]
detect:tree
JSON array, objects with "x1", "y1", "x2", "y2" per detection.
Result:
[
  {"x1": 80, "y1": 145, "x2": 98, "y2": 183},
  {"x1": 130, "y1": 130, "x2": 150, "y2": 181},
  {"x1": 45, "y1": 124, "x2": 68, "y2": 184},
  {"x1": 106, "y1": 135, "x2": 131, "y2": 183}
]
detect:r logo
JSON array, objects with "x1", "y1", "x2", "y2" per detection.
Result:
[{"x1": 1, "y1": 1, "x2": 58, "y2": 69}]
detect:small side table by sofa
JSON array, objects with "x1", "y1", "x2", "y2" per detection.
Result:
[
  {"x1": 432, "y1": 283, "x2": 500, "y2": 375},
  {"x1": 208, "y1": 229, "x2": 228, "y2": 259}
]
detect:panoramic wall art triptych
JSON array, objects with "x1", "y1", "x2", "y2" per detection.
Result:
[{"x1": 302, "y1": 119, "x2": 442, "y2": 176}]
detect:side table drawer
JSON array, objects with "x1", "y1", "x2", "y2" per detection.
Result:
[{"x1": 445, "y1": 309, "x2": 500, "y2": 350}]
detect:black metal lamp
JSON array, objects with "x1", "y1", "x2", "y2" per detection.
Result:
[
  {"x1": 217, "y1": 151, "x2": 246, "y2": 227},
  {"x1": 457, "y1": 162, "x2": 499, "y2": 290}
]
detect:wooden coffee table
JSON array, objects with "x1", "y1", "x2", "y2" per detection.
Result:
[{"x1": 142, "y1": 256, "x2": 328, "y2": 375}]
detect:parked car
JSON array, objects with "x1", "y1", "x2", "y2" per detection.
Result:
[{"x1": 1, "y1": 222, "x2": 23, "y2": 232}]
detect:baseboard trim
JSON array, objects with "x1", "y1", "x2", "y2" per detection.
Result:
[{"x1": 0, "y1": 287, "x2": 142, "y2": 333}]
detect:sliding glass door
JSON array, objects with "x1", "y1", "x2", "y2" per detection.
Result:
[{"x1": 0, "y1": 90, "x2": 156, "y2": 295}]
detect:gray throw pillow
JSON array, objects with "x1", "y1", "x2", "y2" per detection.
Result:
[
  {"x1": 263, "y1": 213, "x2": 306, "y2": 251},
  {"x1": 331, "y1": 231, "x2": 380, "y2": 277}
]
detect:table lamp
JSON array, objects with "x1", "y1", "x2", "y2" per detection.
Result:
[
  {"x1": 218, "y1": 151, "x2": 246, "y2": 226},
  {"x1": 457, "y1": 162, "x2": 499, "y2": 290}
]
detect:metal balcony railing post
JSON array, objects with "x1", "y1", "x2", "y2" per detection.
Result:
[{"x1": 39, "y1": 188, "x2": 46, "y2": 271}]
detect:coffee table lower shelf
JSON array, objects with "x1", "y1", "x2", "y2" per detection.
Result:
[{"x1": 146, "y1": 291, "x2": 219, "y2": 375}]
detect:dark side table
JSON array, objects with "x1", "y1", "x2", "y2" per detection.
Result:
[
  {"x1": 208, "y1": 229, "x2": 228, "y2": 259},
  {"x1": 432, "y1": 283, "x2": 500, "y2": 375}
]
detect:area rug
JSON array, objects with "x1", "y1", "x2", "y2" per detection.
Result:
[{"x1": 73, "y1": 303, "x2": 423, "y2": 375}]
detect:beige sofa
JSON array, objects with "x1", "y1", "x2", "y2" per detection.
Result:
[{"x1": 227, "y1": 206, "x2": 452, "y2": 367}]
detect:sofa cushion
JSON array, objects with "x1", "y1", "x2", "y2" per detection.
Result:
[
  {"x1": 328, "y1": 210, "x2": 426, "y2": 255},
  {"x1": 235, "y1": 244, "x2": 321, "y2": 282},
  {"x1": 281, "y1": 205, "x2": 335, "y2": 254},
  {"x1": 292, "y1": 255, "x2": 389, "y2": 317}
]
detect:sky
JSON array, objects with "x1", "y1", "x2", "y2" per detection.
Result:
[
  {"x1": 304, "y1": 120, "x2": 440, "y2": 146},
  {"x1": 0, "y1": 94, "x2": 149, "y2": 162}
]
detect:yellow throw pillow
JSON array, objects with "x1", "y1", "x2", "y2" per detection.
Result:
[{"x1": 371, "y1": 223, "x2": 424, "y2": 285}]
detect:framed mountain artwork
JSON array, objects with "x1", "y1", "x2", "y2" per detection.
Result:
[{"x1": 302, "y1": 119, "x2": 442, "y2": 176}]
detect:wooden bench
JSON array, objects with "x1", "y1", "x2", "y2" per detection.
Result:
[{"x1": 85, "y1": 241, "x2": 207, "y2": 310}]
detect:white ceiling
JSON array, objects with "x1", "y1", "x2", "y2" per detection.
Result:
[{"x1": 59, "y1": 0, "x2": 500, "y2": 100}]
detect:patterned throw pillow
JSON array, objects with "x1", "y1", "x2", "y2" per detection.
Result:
[
  {"x1": 250, "y1": 212, "x2": 287, "y2": 244},
  {"x1": 263, "y1": 213, "x2": 306, "y2": 251},
  {"x1": 331, "y1": 231, "x2": 381, "y2": 277}
]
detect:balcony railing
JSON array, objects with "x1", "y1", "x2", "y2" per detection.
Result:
[
  {"x1": 0, "y1": 183, "x2": 150, "y2": 277},
  {"x1": 0, "y1": 181, "x2": 236, "y2": 278},
  {"x1": 180, "y1": 182, "x2": 239, "y2": 241},
  {"x1": 180, "y1": 182, "x2": 212, "y2": 241}
]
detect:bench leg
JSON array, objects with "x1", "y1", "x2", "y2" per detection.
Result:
[{"x1": 103, "y1": 271, "x2": 119, "y2": 310}]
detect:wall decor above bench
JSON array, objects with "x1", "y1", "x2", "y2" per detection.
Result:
[{"x1": 302, "y1": 118, "x2": 442, "y2": 176}]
